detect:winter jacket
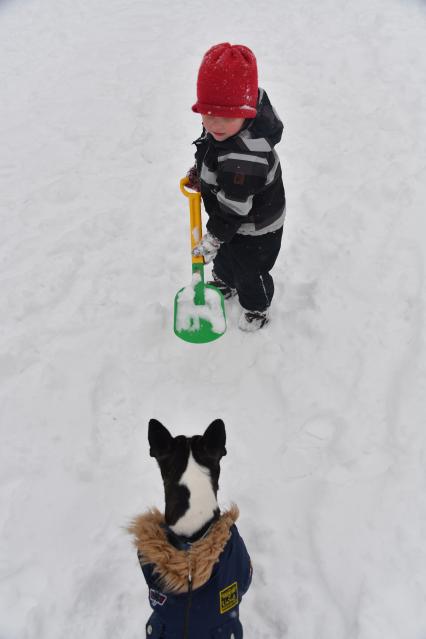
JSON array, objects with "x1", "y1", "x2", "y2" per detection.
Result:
[
  {"x1": 194, "y1": 88, "x2": 286, "y2": 243},
  {"x1": 128, "y1": 506, "x2": 252, "y2": 639}
]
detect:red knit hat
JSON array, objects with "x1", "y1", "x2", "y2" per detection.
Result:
[{"x1": 192, "y1": 43, "x2": 258, "y2": 119}]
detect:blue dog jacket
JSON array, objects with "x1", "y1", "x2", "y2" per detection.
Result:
[{"x1": 129, "y1": 506, "x2": 252, "y2": 639}]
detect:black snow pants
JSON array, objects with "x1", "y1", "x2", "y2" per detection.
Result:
[{"x1": 212, "y1": 227, "x2": 283, "y2": 312}]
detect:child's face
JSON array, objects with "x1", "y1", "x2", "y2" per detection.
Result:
[{"x1": 202, "y1": 115, "x2": 245, "y2": 141}]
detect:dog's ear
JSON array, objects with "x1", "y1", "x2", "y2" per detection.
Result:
[
  {"x1": 148, "y1": 419, "x2": 173, "y2": 459},
  {"x1": 201, "y1": 419, "x2": 227, "y2": 459}
]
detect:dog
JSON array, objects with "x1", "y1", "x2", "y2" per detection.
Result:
[{"x1": 128, "y1": 418, "x2": 252, "y2": 639}]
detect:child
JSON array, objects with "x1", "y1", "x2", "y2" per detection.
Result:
[{"x1": 189, "y1": 42, "x2": 286, "y2": 331}]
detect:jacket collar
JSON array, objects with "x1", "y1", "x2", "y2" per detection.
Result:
[
  {"x1": 128, "y1": 505, "x2": 239, "y2": 593},
  {"x1": 192, "y1": 88, "x2": 282, "y2": 149},
  {"x1": 164, "y1": 510, "x2": 221, "y2": 550}
]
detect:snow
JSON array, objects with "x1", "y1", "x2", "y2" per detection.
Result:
[
  {"x1": 175, "y1": 273, "x2": 226, "y2": 335},
  {"x1": 1, "y1": 0, "x2": 426, "y2": 638}
]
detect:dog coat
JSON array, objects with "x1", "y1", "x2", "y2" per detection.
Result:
[{"x1": 128, "y1": 505, "x2": 252, "y2": 639}]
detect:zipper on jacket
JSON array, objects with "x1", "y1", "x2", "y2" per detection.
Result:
[{"x1": 182, "y1": 554, "x2": 193, "y2": 639}]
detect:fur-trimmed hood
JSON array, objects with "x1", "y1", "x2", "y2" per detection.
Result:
[{"x1": 128, "y1": 505, "x2": 239, "y2": 594}]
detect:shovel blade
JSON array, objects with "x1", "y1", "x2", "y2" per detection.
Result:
[{"x1": 174, "y1": 284, "x2": 226, "y2": 344}]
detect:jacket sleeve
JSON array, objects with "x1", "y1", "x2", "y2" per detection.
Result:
[
  {"x1": 237, "y1": 534, "x2": 253, "y2": 596},
  {"x1": 206, "y1": 150, "x2": 272, "y2": 242},
  {"x1": 137, "y1": 551, "x2": 155, "y2": 585},
  {"x1": 230, "y1": 526, "x2": 253, "y2": 598}
]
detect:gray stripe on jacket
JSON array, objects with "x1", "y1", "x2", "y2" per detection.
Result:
[
  {"x1": 237, "y1": 208, "x2": 285, "y2": 236},
  {"x1": 217, "y1": 190, "x2": 254, "y2": 216},
  {"x1": 200, "y1": 164, "x2": 218, "y2": 186},
  {"x1": 218, "y1": 152, "x2": 269, "y2": 167},
  {"x1": 238, "y1": 129, "x2": 272, "y2": 152}
]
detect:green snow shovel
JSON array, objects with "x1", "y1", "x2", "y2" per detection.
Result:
[{"x1": 174, "y1": 177, "x2": 226, "y2": 344}]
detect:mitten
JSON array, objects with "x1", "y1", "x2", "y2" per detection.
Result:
[
  {"x1": 192, "y1": 232, "x2": 222, "y2": 264},
  {"x1": 186, "y1": 165, "x2": 200, "y2": 192}
]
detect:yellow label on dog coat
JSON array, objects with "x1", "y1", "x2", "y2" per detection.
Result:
[{"x1": 220, "y1": 582, "x2": 238, "y2": 613}]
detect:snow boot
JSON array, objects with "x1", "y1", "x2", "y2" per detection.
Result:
[
  {"x1": 208, "y1": 273, "x2": 237, "y2": 300},
  {"x1": 238, "y1": 309, "x2": 270, "y2": 332}
]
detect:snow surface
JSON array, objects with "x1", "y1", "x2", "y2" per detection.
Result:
[{"x1": 1, "y1": 0, "x2": 426, "y2": 638}]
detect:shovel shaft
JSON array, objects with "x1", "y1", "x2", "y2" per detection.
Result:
[
  {"x1": 192, "y1": 263, "x2": 205, "y2": 305},
  {"x1": 180, "y1": 177, "x2": 204, "y2": 267},
  {"x1": 174, "y1": 177, "x2": 226, "y2": 342}
]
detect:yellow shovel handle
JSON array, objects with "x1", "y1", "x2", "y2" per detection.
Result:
[{"x1": 180, "y1": 177, "x2": 204, "y2": 265}]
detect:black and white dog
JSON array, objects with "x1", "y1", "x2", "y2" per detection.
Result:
[{"x1": 128, "y1": 419, "x2": 252, "y2": 639}]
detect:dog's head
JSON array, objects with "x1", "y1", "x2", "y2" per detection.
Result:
[{"x1": 148, "y1": 418, "x2": 227, "y2": 531}]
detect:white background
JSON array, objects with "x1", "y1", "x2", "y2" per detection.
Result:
[{"x1": 1, "y1": 0, "x2": 426, "y2": 637}]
